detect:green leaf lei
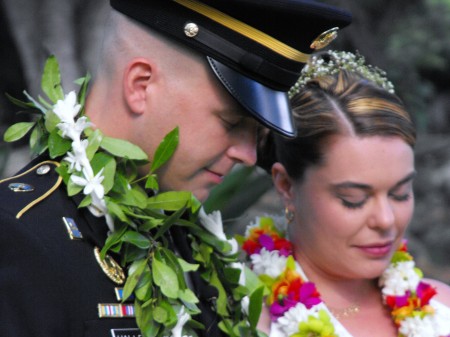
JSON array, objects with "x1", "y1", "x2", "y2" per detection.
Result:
[{"x1": 3, "y1": 55, "x2": 265, "y2": 337}]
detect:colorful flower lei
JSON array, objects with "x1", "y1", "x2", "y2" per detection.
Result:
[
  {"x1": 240, "y1": 216, "x2": 450, "y2": 337},
  {"x1": 3, "y1": 56, "x2": 264, "y2": 337}
]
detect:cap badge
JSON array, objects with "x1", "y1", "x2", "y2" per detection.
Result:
[
  {"x1": 184, "y1": 22, "x2": 199, "y2": 37},
  {"x1": 94, "y1": 247, "x2": 126, "y2": 285},
  {"x1": 8, "y1": 182, "x2": 35, "y2": 192},
  {"x1": 310, "y1": 27, "x2": 339, "y2": 50}
]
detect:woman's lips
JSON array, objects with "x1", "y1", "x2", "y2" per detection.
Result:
[{"x1": 355, "y1": 242, "x2": 393, "y2": 257}]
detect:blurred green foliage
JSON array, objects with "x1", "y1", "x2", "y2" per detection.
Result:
[{"x1": 328, "y1": 0, "x2": 450, "y2": 133}]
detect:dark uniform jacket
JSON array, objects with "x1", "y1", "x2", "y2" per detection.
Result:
[{"x1": 0, "y1": 156, "x2": 223, "y2": 337}]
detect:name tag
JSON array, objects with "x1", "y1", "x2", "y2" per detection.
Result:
[{"x1": 110, "y1": 328, "x2": 142, "y2": 337}]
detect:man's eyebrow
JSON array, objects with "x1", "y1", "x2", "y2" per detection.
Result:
[{"x1": 331, "y1": 171, "x2": 417, "y2": 191}]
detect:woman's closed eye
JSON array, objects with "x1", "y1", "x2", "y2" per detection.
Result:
[
  {"x1": 338, "y1": 194, "x2": 369, "y2": 209},
  {"x1": 389, "y1": 183, "x2": 413, "y2": 202}
]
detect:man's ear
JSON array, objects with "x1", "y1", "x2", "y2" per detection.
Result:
[
  {"x1": 123, "y1": 58, "x2": 153, "y2": 115},
  {"x1": 272, "y1": 162, "x2": 295, "y2": 211}
]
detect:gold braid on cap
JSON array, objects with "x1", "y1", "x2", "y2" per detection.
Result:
[{"x1": 289, "y1": 50, "x2": 395, "y2": 98}]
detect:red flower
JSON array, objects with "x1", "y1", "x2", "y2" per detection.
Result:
[
  {"x1": 416, "y1": 282, "x2": 437, "y2": 306},
  {"x1": 242, "y1": 239, "x2": 261, "y2": 255}
]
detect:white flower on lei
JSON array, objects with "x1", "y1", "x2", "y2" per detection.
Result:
[
  {"x1": 270, "y1": 302, "x2": 316, "y2": 337},
  {"x1": 241, "y1": 295, "x2": 250, "y2": 316},
  {"x1": 198, "y1": 207, "x2": 238, "y2": 255},
  {"x1": 399, "y1": 315, "x2": 437, "y2": 337},
  {"x1": 429, "y1": 301, "x2": 450, "y2": 336},
  {"x1": 71, "y1": 167, "x2": 105, "y2": 199},
  {"x1": 58, "y1": 116, "x2": 92, "y2": 141},
  {"x1": 87, "y1": 193, "x2": 115, "y2": 232},
  {"x1": 53, "y1": 91, "x2": 81, "y2": 124},
  {"x1": 230, "y1": 262, "x2": 246, "y2": 286},
  {"x1": 53, "y1": 91, "x2": 91, "y2": 142},
  {"x1": 166, "y1": 306, "x2": 192, "y2": 337},
  {"x1": 380, "y1": 261, "x2": 420, "y2": 296},
  {"x1": 244, "y1": 221, "x2": 260, "y2": 237},
  {"x1": 64, "y1": 139, "x2": 90, "y2": 172},
  {"x1": 250, "y1": 248, "x2": 287, "y2": 278}
]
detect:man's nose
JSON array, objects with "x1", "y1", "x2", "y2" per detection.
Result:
[{"x1": 227, "y1": 125, "x2": 257, "y2": 166}]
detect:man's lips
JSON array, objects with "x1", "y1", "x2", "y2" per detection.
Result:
[{"x1": 204, "y1": 168, "x2": 225, "y2": 184}]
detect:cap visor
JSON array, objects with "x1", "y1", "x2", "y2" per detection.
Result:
[{"x1": 207, "y1": 57, "x2": 296, "y2": 138}]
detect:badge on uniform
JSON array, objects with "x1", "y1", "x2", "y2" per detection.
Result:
[
  {"x1": 115, "y1": 287, "x2": 134, "y2": 302},
  {"x1": 94, "y1": 247, "x2": 126, "y2": 285},
  {"x1": 62, "y1": 217, "x2": 83, "y2": 240},
  {"x1": 8, "y1": 182, "x2": 35, "y2": 192}
]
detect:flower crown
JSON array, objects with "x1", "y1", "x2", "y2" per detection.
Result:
[{"x1": 289, "y1": 50, "x2": 395, "y2": 98}]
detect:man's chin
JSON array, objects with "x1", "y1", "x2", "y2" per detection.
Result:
[{"x1": 193, "y1": 189, "x2": 210, "y2": 204}]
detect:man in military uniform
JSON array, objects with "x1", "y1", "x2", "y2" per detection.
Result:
[{"x1": 0, "y1": 0, "x2": 351, "y2": 336}]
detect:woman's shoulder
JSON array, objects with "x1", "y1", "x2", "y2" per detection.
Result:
[{"x1": 424, "y1": 278, "x2": 450, "y2": 307}]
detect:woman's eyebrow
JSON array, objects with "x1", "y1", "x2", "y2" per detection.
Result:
[
  {"x1": 331, "y1": 171, "x2": 416, "y2": 191},
  {"x1": 331, "y1": 181, "x2": 372, "y2": 191},
  {"x1": 391, "y1": 171, "x2": 416, "y2": 189}
]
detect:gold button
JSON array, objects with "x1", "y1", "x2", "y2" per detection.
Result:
[{"x1": 36, "y1": 164, "x2": 51, "y2": 175}]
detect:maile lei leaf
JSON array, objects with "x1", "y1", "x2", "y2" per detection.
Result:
[{"x1": 3, "y1": 54, "x2": 264, "y2": 337}]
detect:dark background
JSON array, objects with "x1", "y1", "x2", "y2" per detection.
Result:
[{"x1": 1, "y1": 0, "x2": 449, "y2": 282}]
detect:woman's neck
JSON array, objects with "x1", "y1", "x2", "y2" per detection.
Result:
[{"x1": 294, "y1": 249, "x2": 380, "y2": 309}]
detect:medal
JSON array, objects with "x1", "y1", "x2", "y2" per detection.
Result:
[{"x1": 94, "y1": 247, "x2": 126, "y2": 285}]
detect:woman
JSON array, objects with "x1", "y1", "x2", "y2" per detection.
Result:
[{"x1": 243, "y1": 51, "x2": 450, "y2": 337}]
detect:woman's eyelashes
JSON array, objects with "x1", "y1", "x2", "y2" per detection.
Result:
[
  {"x1": 339, "y1": 195, "x2": 368, "y2": 209},
  {"x1": 338, "y1": 188, "x2": 413, "y2": 210}
]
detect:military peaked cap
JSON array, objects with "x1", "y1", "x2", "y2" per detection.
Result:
[{"x1": 110, "y1": 0, "x2": 352, "y2": 137}]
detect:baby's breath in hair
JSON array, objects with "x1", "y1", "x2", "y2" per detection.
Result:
[{"x1": 289, "y1": 50, "x2": 395, "y2": 98}]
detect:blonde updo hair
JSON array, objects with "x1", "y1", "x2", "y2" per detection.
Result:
[{"x1": 257, "y1": 69, "x2": 416, "y2": 181}]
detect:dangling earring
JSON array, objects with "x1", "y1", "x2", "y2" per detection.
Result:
[{"x1": 285, "y1": 207, "x2": 294, "y2": 224}]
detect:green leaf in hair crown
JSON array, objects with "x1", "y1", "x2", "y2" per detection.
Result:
[{"x1": 289, "y1": 50, "x2": 395, "y2": 98}]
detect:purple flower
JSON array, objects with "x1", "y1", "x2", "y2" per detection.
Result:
[
  {"x1": 259, "y1": 234, "x2": 275, "y2": 251},
  {"x1": 299, "y1": 282, "x2": 322, "y2": 309}
]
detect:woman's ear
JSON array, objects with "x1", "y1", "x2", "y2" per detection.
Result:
[
  {"x1": 272, "y1": 162, "x2": 295, "y2": 210},
  {"x1": 123, "y1": 58, "x2": 153, "y2": 115}
]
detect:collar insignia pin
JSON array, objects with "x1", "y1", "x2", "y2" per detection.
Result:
[
  {"x1": 8, "y1": 183, "x2": 35, "y2": 192},
  {"x1": 62, "y1": 217, "x2": 83, "y2": 240}
]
